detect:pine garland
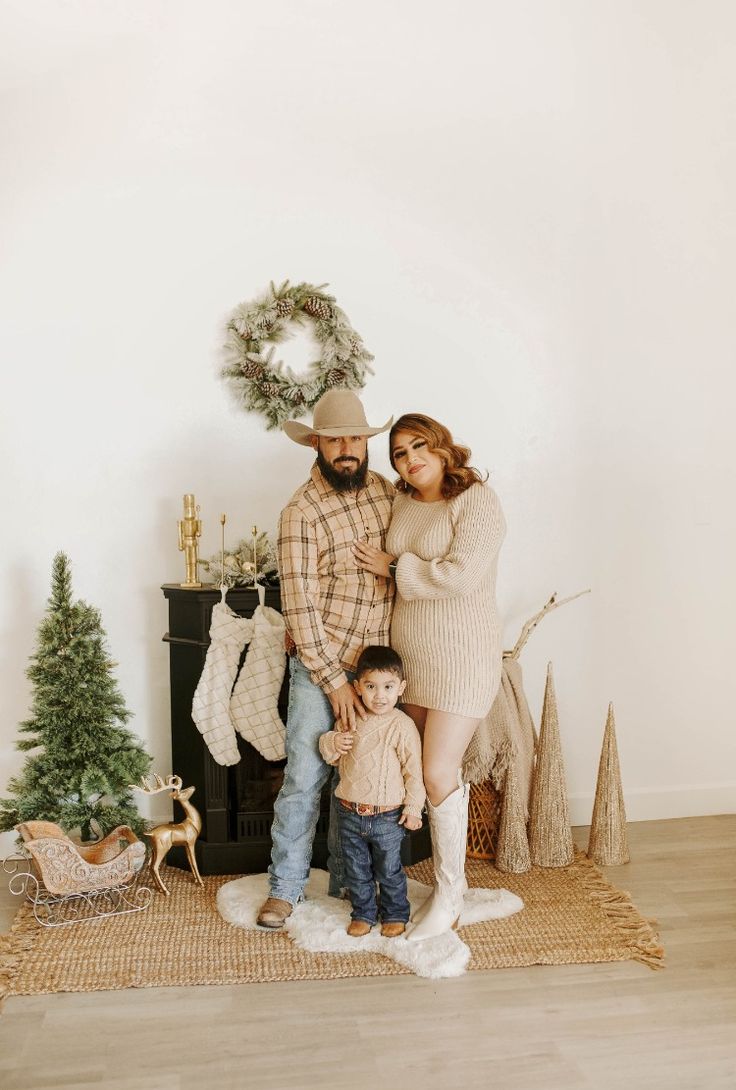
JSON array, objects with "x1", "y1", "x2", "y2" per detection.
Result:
[
  {"x1": 0, "y1": 553, "x2": 151, "y2": 841},
  {"x1": 199, "y1": 531, "x2": 279, "y2": 587},
  {"x1": 221, "y1": 280, "x2": 374, "y2": 430}
]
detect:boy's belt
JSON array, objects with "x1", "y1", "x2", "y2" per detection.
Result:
[{"x1": 339, "y1": 800, "x2": 399, "y2": 816}]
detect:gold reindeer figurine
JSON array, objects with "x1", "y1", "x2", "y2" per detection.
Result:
[{"x1": 132, "y1": 773, "x2": 204, "y2": 896}]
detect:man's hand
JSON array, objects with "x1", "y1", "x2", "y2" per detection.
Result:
[
  {"x1": 399, "y1": 812, "x2": 423, "y2": 831},
  {"x1": 328, "y1": 682, "x2": 367, "y2": 731},
  {"x1": 332, "y1": 732, "x2": 355, "y2": 755}
]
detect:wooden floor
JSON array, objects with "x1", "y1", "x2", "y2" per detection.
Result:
[{"x1": 1, "y1": 815, "x2": 734, "y2": 1090}]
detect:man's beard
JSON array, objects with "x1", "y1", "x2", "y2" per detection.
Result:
[{"x1": 317, "y1": 448, "x2": 369, "y2": 492}]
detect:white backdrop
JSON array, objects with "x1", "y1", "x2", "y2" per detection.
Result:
[{"x1": 2, "y1": 0, "x2": 735, "y2": 853}]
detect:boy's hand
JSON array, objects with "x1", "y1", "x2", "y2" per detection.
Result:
[
  {"x1": 333, "y1": 732, "x2": 355, "y2": 755},
  {"x1": 399, "y1": 812, "x2": 422, "y2": 831}
]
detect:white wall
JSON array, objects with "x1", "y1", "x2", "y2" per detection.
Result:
[{"x1": 2, "y1": 0, "x2": 735, "y2": 854}]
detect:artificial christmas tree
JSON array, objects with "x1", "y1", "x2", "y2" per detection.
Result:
[{"x1": 0, "y1": 553, "x2": 150, "y2": 840}]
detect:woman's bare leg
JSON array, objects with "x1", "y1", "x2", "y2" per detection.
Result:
[{"x1": 421, "y1": 710, "x2": 480, "y2": 805}]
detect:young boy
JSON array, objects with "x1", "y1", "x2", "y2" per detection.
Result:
[{"x1": 318, "y1": 645, "x2": 425, "y2": 938}]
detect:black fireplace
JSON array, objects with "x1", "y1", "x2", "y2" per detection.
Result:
[{"x1": 162, "y1": 584, "x2": 429, "y2": 874}]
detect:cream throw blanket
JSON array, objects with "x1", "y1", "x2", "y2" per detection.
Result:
[{"x1": 462, "y1": 656, "x2": 537, "y2": 817}]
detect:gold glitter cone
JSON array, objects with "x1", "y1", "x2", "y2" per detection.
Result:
[
  {"x1": 528, "y1": 662, "x2": 574, "y2": 867},
  {"x1": 588, "y1": 703, "x2": 630, "y2": 865},
  {"x1": 495, "y1": 761, "x2": 532, "y2": 873}
]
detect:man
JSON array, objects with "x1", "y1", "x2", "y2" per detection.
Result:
[{"x1": 257, "y1": 389, "x2": 395, "y2": 928}]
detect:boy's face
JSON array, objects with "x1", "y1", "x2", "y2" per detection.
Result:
[{"x1": 353, "y1": 668, "x2": 406, "y2": 715}]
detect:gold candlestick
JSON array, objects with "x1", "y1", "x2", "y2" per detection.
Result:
[
  {"x1": 178, "y1": 493, "x2": 202, "y2": 588},
  {"x1": 251, "y1": 524, "x2": 260, "y2": 587},
  {"x1": 220, "y1": 514, "x2": 227, "y2": 590}
]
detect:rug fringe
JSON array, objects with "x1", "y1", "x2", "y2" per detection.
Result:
[
  {"x1": 0, "y1": 903, "x2": 38, "y2": 1005},
  {"x1": 568, "y1": 848, "x2": 665, "y2": 970},
  {"x1": 0, "y1": 934, "x2": 13, "y2": 1003}
]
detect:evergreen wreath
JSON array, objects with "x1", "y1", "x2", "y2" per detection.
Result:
[{"x1": 222, "y1": 280, "x2": 374, "y2": 430}]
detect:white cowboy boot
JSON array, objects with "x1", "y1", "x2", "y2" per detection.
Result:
[
  {"x1": 410, "y1": 771, "x2": 470, "y2": 926},
  {"x1": 407, "y1": 777, "x2": 470, "y2": 942},
  {"x1": 411, "y1": 873, "x2": 468, "y2": 924}
]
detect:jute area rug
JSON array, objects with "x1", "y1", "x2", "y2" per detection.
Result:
[{"x1": 0, "y1": 849, "x2": 663, "y2": 999}]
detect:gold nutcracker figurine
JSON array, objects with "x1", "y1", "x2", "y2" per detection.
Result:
[{"x1": 178, "y1": 493, "x2": 202, "y2": 588}]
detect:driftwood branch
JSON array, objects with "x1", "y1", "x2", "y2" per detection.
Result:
[{"x1": 506, "y1": 589, "x2": 591, "y2": 661}]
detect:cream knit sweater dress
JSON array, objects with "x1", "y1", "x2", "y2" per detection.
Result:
[{"x1": 386, "y1": 483, "x2": 506, "y2": 718}]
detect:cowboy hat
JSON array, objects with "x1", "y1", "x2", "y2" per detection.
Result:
[{"x1": 283, "y1": 389, "x2": 393, "y2": 446}]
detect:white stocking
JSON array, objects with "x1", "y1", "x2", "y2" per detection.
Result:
[
  {"x1": 230, "y1": 603, "x2": 287, "y2": 762},
  {"x1": 191, "y1": 592, "x2": 253, "y2": 766}
]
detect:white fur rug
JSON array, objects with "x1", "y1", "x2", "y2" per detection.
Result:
[{"x1": 216, "y1": 869, "x2": 524, "y2": 979}]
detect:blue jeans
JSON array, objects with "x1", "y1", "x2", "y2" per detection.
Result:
[
  {"x1": 268, "y1": 657, "x2": 350, "y2": 905},
  {"x1": 338, "y1": 805, "x2": 409, "y2": 924}
]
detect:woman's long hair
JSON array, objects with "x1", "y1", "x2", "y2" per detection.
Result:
[{"x1": 389, "y1": 414, "x2": 488, "y2": 499}]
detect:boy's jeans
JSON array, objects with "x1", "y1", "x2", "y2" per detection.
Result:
[
  {"x1": 338, "y1": 805, "x2": 410, "y2": 924},
  {"x1": 267, "y1": 656, "x2": 350, "y2": 905}
]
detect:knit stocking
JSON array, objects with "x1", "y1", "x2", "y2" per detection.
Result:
[
  {"x1": 230, "y1": 605, "x2": 287, "y2": 761},
  {"x1": 191, "y1": 595, "x2": 253, "y2": 766}
]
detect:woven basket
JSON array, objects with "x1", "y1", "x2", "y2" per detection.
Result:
[{"x1": 466, "y1": 780, "x2": 501, "y2": 860}]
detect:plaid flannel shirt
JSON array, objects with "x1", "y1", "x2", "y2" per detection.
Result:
[{"x1": 278, "y1": 463, "x2": 395, "y2": 693}]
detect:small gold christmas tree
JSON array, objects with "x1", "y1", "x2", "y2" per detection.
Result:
[
  {"x1": 528, "y1": 663, "x2": 573, "y2": 867},
  {"x1": 588, "y1": 703, "x2": 630, "y2": 865},
  {"x1": 495, "y1": 761, "x2": 531, "y2": 873}
]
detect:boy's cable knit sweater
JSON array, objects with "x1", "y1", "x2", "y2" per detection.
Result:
[{"x1": 319, "y1": 709, "x2": 426, "y2": 818}]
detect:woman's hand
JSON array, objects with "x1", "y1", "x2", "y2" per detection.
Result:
[
  {"x1": 352, "y1": 540, "x2": 395, "y2": 578},
  {"x1": 399, "y1": 812, "x2": 423, "y2": 831}
]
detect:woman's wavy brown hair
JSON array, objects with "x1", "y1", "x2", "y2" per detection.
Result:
[{"x1": 389, "y1": 413, "x2": 488, "y2": 499}]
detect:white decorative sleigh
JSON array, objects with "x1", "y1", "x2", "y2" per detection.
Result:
[{"x1": 4, "y1": 820, "x2": 152, "y2": 927}]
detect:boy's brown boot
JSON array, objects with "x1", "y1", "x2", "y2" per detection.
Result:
[
  {"x1": 381, "y1": 922, "x2": 406, "y2": 938},
  {"x1": 256, "y1": 897, "x2": 293, "y2": 929},
  {"x1": 347, "y1": 920, "x2": 372, "y2": 937}
]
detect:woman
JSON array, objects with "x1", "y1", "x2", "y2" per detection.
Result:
[{"x1": 352, "y1": 413, "x2": 505, "y2": 941}]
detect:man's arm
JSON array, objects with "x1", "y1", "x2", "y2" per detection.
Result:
[{"x1": 278, "y1": 503, "x2": 366, "y2": 727}]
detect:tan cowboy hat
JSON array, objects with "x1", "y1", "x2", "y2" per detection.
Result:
[{"x1": 283, "y1": 389, "x2": 393, "y2": 446}]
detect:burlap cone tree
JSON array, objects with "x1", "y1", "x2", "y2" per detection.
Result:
[
  {"x1": 495, "y1": 761, "x2": 532, "y2": 873},
  {"x1": 528, "y1": 662, "x2": 573, "y2": 867},
  {"x1": 587, "y1": 703, "x2": 630, "y2": 865}
]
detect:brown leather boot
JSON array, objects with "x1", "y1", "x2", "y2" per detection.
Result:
[
  {"x1": 380, "y1": 922, "x2": 406, "y2": 938},
  {"x1": 347, "y1": 920, "x2": 372, "y2": 937},
  {"x1": 256, "y1": 897, "x2": 293, "y2": 929}
]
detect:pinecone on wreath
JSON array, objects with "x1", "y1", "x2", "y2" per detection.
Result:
[
  {"x1": 234, "y1": 321, "x2": 252, "y2": 341},
  {"x1": 222, "y1": 280, "x2": 374, "y2": 430},
  {"x1": 304, "y1": 296, "x2": 333, "y2": 320},
  {"x1": 275, "y1": 298, "x2": 295, "y2": 317}
]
